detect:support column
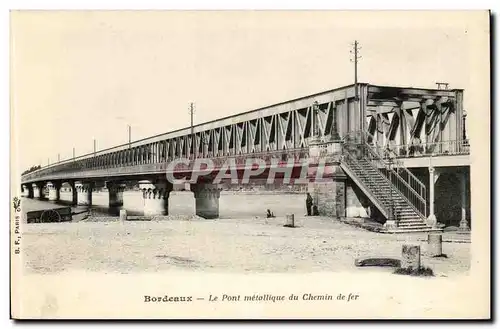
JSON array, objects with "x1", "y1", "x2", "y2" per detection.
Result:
[
  {"x1": 307, "y1": 162, "x2": 346, "y2": 218},
  {"x1": 68, "y1": 181, "x2": 78, "y2": 206},
  {"x1": 32, "y1": 184, "x2": 40, "y2": 198},
  {"x1": 190, "y1": 183, "x2": 221, "y2": 219},
  {"x1": 107, "y1": 182, "x2": 125, "y2": 207},
  {"x1": 47, "y1": 181, "x2": 61, "y2": 202},
  {"x1": 427, "y1": 166, "x2": 440, "y2": 228},
  {"x1": 459, "y1": 170, "x2": 470, "y2": 230},
  {"x1": 23, "y1": 184, "x2": 34, "y2": 198},
  {"x1": 308, "y1": 173, "x2": 346, "y2": 218},
  {"x1": 34, "y1": 182, "x2": 46, "y2": 200},
  {"x1": 307, "y1": 139, "x2": 346, "y2": 218},
  {"x1": 76, "y1": 181, "x2": 94, "y2": 206},
  {"x1": 139, "y1": 180, "x2": 172, "y2": 216}
]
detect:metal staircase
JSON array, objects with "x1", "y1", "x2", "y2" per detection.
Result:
[{"x1": 340, "y1": 132, "x2": 440, "y2": 233}]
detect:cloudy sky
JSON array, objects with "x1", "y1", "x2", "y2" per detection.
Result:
[{"x1": 11, "y1": 11, "x2": 488, "y2": 171}]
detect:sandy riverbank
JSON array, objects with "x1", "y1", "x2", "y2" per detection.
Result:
[{"x1": 21, "y1": 215, "x2": 470, "y2": 276}]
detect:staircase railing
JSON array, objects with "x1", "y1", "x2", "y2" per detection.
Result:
[
  {"x1": 341, "y1": 147, "x2": 391, "y2": 217},
  {"x1": 342, "y1": 131, "x2": 427, "y2": 219}
]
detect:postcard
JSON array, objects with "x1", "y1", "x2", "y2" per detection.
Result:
[{"x1": 10, "y1": 10, "x2": 490, "y2": 319}]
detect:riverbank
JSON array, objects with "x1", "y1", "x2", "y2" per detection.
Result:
[{"x1": 22, "y1": 215, "x2": 470, "y2": 276}]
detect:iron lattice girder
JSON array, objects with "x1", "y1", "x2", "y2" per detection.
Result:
[
  {"x1": 22, "y1": 101, "x2": 333, "y2": 183},
  {"x1": 22, "y1": 84, "x2": 464, "y2": 183},
  {"x1": 367, "y1": 85, "x2": 460, "y2": 100},
  {"x1": 366, "y1": 84, "x2": 460, "y2": 147}
]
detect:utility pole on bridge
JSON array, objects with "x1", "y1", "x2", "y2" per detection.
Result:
[
  {"x1": 189, "y1": 102, "x2": 196, "y2": 159},
  {"x1": 352, "y1": 40, "x2": 360, "y2": 100},
  {"x1": 128, "y1": 125, "x2": 132, "y2": 148},
  {"x1": 350, "y1": 40, "x2": 362, "y2": 137}
]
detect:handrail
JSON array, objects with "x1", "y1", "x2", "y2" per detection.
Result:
[
  {"x1": 340, "y1": 149, "x2": 390, "y2": 217},
  {"x1": 363, "y1": 145, "x2": 427, "y2": 216},
  {"x1": 367, "y1": 146, "x2": 426, "y2": 203},
  {"x1": 345, "y1": 131, "x2": 426, "y2": 201},
  {"x1": 374, "y1": 139, "x2": 470, "y2": 158},
  {"x1": 342, "y1": 131, "x2": 427, "y2": 219}
]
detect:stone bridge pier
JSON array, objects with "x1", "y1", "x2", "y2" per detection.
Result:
[
  {"x1": 75, "y1": 181, "x2": 94, "y2": 206},
  {"x1": 47, "y1": 181, "x2": 61, "y2": 202},
  {"x1": 190, "y1": 183, "x2": 221, "y2": 219},
  {"x1": 139, "y1": 180, "x2": 173, "y2": 216},
  {"x1": 22, "y1": 184, "x2": 34, "y2": 198},
  {"x1": 33, "y1": 182, "x2": 46, "y2": 200},
  {"x1": 68, "y1": 181, "x2": 78, "y2": 205},
  {"x1": 308, "y1": 165, "x2": 347, "y2": 218},
  {"x1": 307, "y1": 140, "x2": 347, "y2": 218},
  {"x1": 107, "y1": 181, "x2": 126, "y2": 207}
]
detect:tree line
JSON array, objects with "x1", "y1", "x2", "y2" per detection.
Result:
[{"x1": 22, "y1": 165, "x2": 42, "y2": 175}]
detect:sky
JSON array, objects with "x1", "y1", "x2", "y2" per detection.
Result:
[{"x1": 10, "y1": 11, "x2": 489, "y2": 171}]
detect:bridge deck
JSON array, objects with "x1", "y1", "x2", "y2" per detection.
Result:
[{"x1": 21, "y1": 83, "x2": 467, "y2": 184}]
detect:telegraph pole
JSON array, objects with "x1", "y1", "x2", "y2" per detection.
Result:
[
  {"x1": 73, "y1": 147, "x2": 75, "y2": 160},
  {"x1": 350, "y1": 40, "x2": 362, "y2": 138},
  {"x1": 93, "y1": 139, "x2": 97, "y2": 156},
  {"x1": 128, "y1": 125, "x2": 132, "y2": 148},
  {"x1": 58, "y1": 153, "x2": 60, "y2": 163},
  {"x1": 353, "y1": 40, "x2": 359, "y2": 101},
  {"x1": 189, "y1": 102, "x2": 195, "y2": 158}
]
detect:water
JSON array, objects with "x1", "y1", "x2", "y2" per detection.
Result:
[{"x1": 48, "y1": 191, "x2": 308, "y2": 219}]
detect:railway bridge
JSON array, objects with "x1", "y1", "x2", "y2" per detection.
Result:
[{"x1": 20, "y1": 83, "x2": 471, "y2": 232}]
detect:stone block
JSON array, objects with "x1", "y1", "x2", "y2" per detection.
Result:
[
  {"x1": 284, "y1": 214, "x2": 295, "y2": 227},
  {"x1": 427, "y1": 234, "x2": 443, "y2": 257},
  {"x1": 401, "y1": 245, "x2": 421, "y2": 271},
  {"x1": 355, "y1": 257, "x2": 401, "y2": 267}
]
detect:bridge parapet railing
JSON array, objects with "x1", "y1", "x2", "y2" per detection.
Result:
[
  {"x1": 370, "y1": 139, "x2": 470, "y2": 159},
  {"x1": 21, "y1": 148, "x2": 312, "y2": 183},
  {"x1": 174, "y1": 148, "x2": 311, "y2": 172}
]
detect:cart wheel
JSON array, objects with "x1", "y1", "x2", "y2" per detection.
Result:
[{"x1": 40, "y1": 209, "x2": 61, "y2": 223}]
